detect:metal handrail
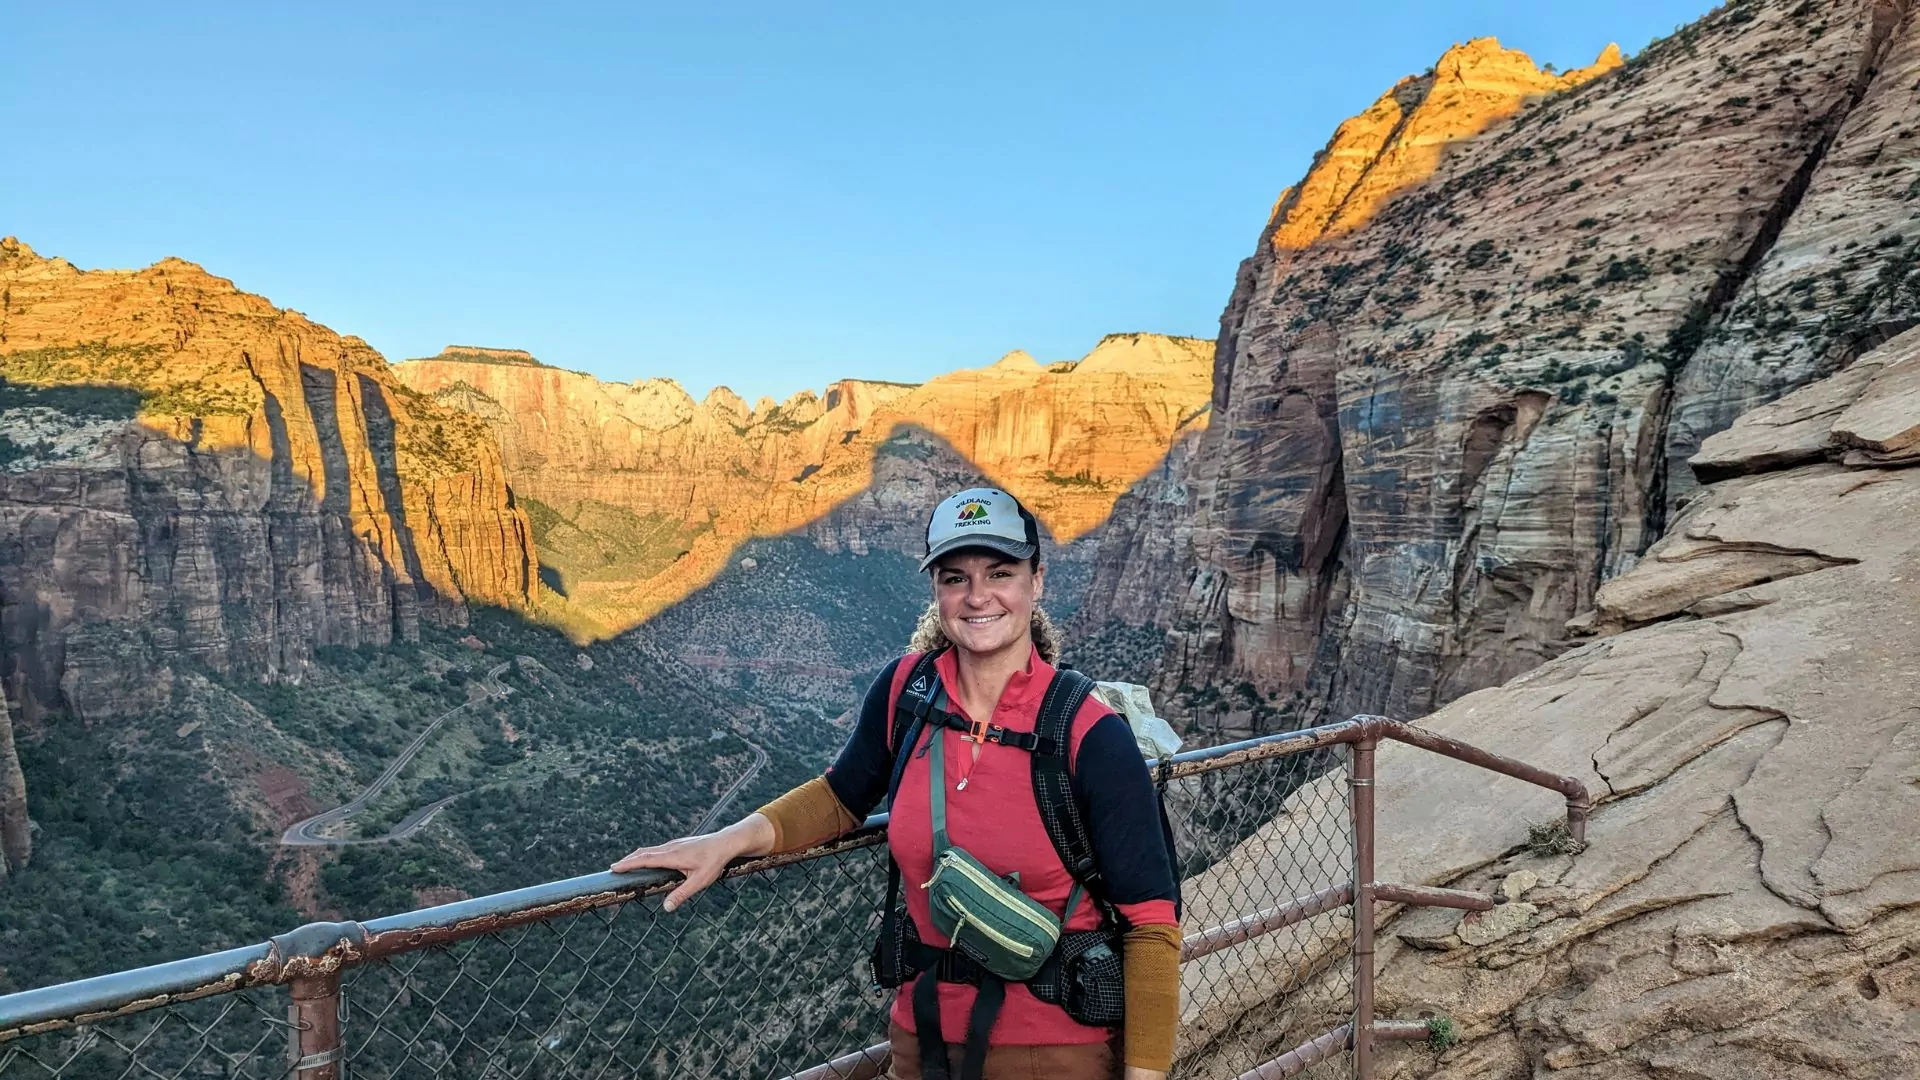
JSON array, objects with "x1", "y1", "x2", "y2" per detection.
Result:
[
  {"x1": 0, "y1": 713, "x2": 1592, "y2": 1080},
  {"x1": 0, "y1": 719, "x2": 1360, "y2": 1040},
  {"x1": 1231, "y1": 717, "x2": 1590, "y2": 1080}
]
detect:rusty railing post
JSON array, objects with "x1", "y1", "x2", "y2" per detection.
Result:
[
  {"x1": 287, "y1": 974, "x2": 343, "y2": 1079},
  {"x1": 1351, "y1": 737, "x2": 1377, "y2": 1079}
]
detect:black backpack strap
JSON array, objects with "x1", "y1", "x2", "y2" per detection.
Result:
[
  {"x1": 1029, "y1": 668, "x2": 1108, "y2": 911},
  {"x1": 889, "y1": 651, "x2": 945, "y2": 776},
  {"x1": 958, "y1": 974, "x2": 1005, "y2": 1080},
  {"x1": 877, "y1": 651, "x2": 944, "y2": 991},
  {"x1": 912, "y1": 964, "x2": 1003, "y2": 1080},
  {"x1": 912, "y1": 970, "x2": 951, "y2": 1079}
]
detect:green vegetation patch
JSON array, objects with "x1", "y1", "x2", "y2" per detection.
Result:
[
  {"x1": 522, "y1": 496, "x2": 711, "y2": 593},
  {"x1": 2, "y1": 341, "x2": 169, "y2": 388},
  {"x1": 1041, "y1": 468, "x2": 1109, "y2": 490},
  {"x1": 1063, "y1": 619, "x2": 1167, "y2": 684},
  {"x1": 142, "y1": 379, "x2": 256, "y2": 417},
  {"x1": 875, "y1": 430, "x2": 936, "y2": 461},
  {"x1": 0, "y1": 606, "x2": 846, "y2": 993},
  {"x1": 0, "y1": 683, "x2": 302, "y2": 992},
  {"x1": 643, "y1": 536, "x2": 926, "y2": 711}
]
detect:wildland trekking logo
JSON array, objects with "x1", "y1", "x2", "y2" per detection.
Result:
[{"x1": 956, "y1": 500, "x2": 991, "y2": 525}]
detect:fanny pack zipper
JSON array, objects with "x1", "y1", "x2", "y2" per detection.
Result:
[
  {"x1": 935, "y1": 852, "x2": 1062, "y2": 941},
  {"x1": 946, "y1": 896, "x2": 1038, "y2": 958}
]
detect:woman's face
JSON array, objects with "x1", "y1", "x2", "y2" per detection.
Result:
[{"x1": 932, "y1": 551, "x2": 1045, "y2": 659}]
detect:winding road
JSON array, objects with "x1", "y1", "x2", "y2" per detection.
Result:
[
  {"x1": 689, "y1": 734, "x2": 769, "y2": 835},
  {"x1": 280, "y1": 661, "x2": 511, "y2": 846}
]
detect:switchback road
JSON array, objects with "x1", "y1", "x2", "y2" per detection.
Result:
[
  {"x1": 689, "y1": 735, "x2": 769, "y2": 835},
  {"x1": 281, "y1": 661, "x2": 510, "y2": 846}
]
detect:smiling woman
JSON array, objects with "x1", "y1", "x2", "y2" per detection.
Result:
[
  {"x1": 908, "y1": 487, "x2": 1060, "y2": 667},
  {"x1": 612, "y1": 486, "x2": 1182, "y2": 1080}
]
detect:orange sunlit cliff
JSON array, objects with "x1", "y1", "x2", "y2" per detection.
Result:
[
  {"x1": 1268, "y1": 38, "x2": 1621, "y2": 250},
  {"x1": 393, "y1": 334, "x2": 1215, "y2": 635},
  {"x1": 0, "y1": 237, "x2": 538, "y2": 720}
]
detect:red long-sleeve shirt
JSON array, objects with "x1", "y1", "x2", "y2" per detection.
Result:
[{"x1": 825, "y1": 648, "x2": 1179, "y2": 1045}]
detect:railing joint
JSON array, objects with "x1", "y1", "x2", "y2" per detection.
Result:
[{"x1": 250, "y1": 921, "x2": 369, "y2": 985}]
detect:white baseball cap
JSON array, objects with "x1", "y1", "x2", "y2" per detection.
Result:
[{"x1": 918, "y1": 487, "x2": 1040, "y2": 572}]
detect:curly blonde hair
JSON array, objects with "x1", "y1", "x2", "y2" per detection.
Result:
[{"x1": 909, "y1": 602, "x2": 1061, "y2": 665}]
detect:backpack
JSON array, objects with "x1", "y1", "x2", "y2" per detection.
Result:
[{"x1": 868, "y1": 651, "x2": 1181, "y2": 1080}]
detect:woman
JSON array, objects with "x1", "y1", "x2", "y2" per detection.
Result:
[{"x1": 612, "y1": 487, "x2": 1181, "y2": 1080}]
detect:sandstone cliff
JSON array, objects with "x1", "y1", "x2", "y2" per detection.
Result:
[
  {"x1": 0, "y1": 689, "x2": 24, "y2": 881},
  {"x1": 1175, "y1": 333, "x2": 1920, "y2": 1078},
  {"x1": 393, "y1": 333, "x2": 1214, "y2": 636},
  {"x1": 1080, "y1": 3, "x2": 1920, "y2": 733},
  {"x1": 0, "y1": 238, "x2": 538, "y2": 722}
]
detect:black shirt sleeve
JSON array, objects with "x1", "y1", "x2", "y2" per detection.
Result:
[
  {"x1": 823, "y1": 657, "x2": 904, "y2": 820},
  {"x1": 1072, "y1": 713, "x2": 1179, "y2": 907}
]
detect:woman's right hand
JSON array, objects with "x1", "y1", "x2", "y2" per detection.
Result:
[{"x1": 609, "y1": 813, "x2": 774, "y2": 912}]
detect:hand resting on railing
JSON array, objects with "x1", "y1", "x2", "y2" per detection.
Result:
[{"x1": 610, "y1": 812, "x2": 777, "y2": 911}]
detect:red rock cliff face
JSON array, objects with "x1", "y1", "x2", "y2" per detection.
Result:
[
  {"x1": 394, "y1": 333, "x2": 1214, "y2": 635},
  {"x1": 0, "y1": 239, "x2": 538, "y2": 724},
  {"x1": 1081, "y1": 3, "x2": 1919, "y2": 733}
]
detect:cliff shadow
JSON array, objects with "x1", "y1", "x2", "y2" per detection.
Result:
[
  {"x1": 0, "y1": 368, "x2": 496, "y2": 723},
  {"x1": 353, "y1": 370, "x2": 433, "y2": 603},
  {"x1": 617, "y1": 421, "x2": 1205, "y2": 712},
  {"x1": 0, "y1": 377, "x2": 142, "y2": 452}
]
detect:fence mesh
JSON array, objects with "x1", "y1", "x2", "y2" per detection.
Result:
[
  {"x1": 343, "y1": 842, "x2": 895, "y2": 1080},
  {"x1": 1, "y1": 739, "x2": 1360, "y2": 1080},
  {"x1": 1173, "y1": 742, "x2": 1354, "y2": 1080},
  {"x1": 0, "y1": 987, "x2": 290, "y2": 1080}
]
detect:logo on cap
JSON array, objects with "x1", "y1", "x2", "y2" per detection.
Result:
[{"x1": 956, "y1": 501, "x2": 989, "y2": 523}]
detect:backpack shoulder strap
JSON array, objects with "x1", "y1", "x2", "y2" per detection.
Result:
[
  {"x1": 887, "y1": 651, "x2": 944, "y2": 805},
  {"x1": 1028, "y1": 668, "x2": 1103, "y2": 899},
  {"x1": 876, "y1": 650, "x2": 945, "y2": 990}
]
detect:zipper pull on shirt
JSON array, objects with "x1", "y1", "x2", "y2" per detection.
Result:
[{"x1": 956, "y1": 750, "x2": 984, "y2": 791}]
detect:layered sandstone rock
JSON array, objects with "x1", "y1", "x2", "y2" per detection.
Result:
[
  {"x1": 1665, "y1": 0, "x2": 1920, "y2": 506},
  {"x1": 1084, "y1": 4, "x2": 1919, "y2": 733},
  {"x1": 0, "y1": 689, "x2": 23, "y2": 882},
  {"x1": 1174, "y1": 349, "x2": 1920, "y2": 1077},
  {"x1": 394, "y1": 332, "x2": 1214, "y2": 635},
  {"x1": 0, "y1": 238, "x2": 537, "y2": 720}
]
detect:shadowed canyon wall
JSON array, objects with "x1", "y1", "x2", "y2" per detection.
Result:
[
  {"x1": 393, "y1": 334, "x2": 1214, "y2": 636},
  {"x1": 1077, "y1": 3, "x2": 1920, "y2": 733},
  {"x1": 0, "y1": 238, "x2": 538, "y2": 725}
]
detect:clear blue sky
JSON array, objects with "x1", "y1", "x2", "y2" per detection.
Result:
[{"x1": 5, "y1": 2, "x2": 1714, "y2": 401}]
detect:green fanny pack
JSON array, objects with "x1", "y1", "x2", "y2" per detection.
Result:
[{"x1": 922, "y1": 721, "x2": 1083, "y2": 983}]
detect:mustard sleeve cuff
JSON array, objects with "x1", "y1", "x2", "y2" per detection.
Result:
[
  {"x1": 753, "y1": 776, "x2": 860, "y2": 855},
  {"x1": 1122, "y1": 921, "x2": 1183, "y2": 1072}
]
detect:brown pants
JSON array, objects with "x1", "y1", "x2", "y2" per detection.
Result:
[{"x1": 886, "y1": 1022, "x2": 1121, "y2": 1080}]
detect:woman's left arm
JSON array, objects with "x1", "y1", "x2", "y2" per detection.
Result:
[{"x1": 1072, "y1": 715, "x2": 1182, "y2": 1079}]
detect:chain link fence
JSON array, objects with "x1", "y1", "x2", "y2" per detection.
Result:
[
  {"x1": 0, "y1": 729, "x2": 1367, "y2": 1080},
  {"x1": 0, "y1": 987, "x2": 290, "y2": 1079},
  {"x1": 1173, "y1": 742, "x2": 1355, "y2": 1080},
  {"x1": 344, "y1": 841, "x2": 898, "y2": 1080}
]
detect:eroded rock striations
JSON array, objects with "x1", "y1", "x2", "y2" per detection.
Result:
[
  {"x1": 0, "y1": 690, "x2": 23, "y2": 880},
  {"x1": 0, "y1": 239, "x2": 538, "y2": 723},
  {"x1": 393, "y1": 333, "x2": 1214, "y2": 635},
  {"x1": 1081, "y1": 3, "x2": 1920, "y2": 733},
  {"x1": 1175, "y1": 337, "x2": 1920, "y2": 1078}
]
